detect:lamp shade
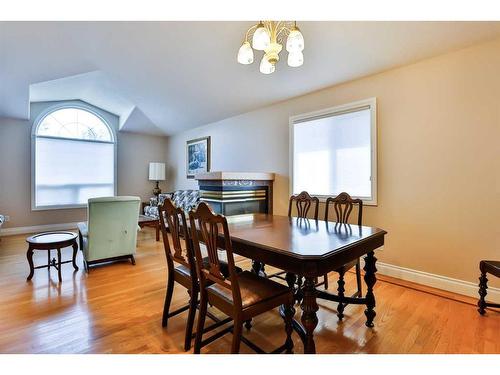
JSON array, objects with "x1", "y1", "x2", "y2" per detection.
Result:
[{"x1": 149, "y1": 162, "x2": 165, "y2": 181}]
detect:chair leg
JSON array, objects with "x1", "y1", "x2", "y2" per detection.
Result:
[
  {"x1": 194, "y1": 289, "x2": 208, "y2": 354},
  {"x1": 355, "y1": 261, "x2": 363, "y2": 297},
  {"x1": 184, "y1": 287, "x2": 198, "y2": 351},
  {"x1": 231, "y1": 318, "x2": 243, "y2": 354},
  {"x1": 282, "y1": 302, "x2": 294, "y2": 354},
  {"x1": 162, "y1": 271, "x2": 175, "y2": 327},
  {"x1": 478, "y1": 271, "x2": 488, "y2": 315},
  {"x1": 337, "y1": 269, "x2": 346, "y2": 321},
  {"x1": 323, "y1": 274, "x2": 329, "y2": 290}
]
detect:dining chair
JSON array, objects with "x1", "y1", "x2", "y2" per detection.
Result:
[
  {"x1": 269, "y1": 191, "x2": 328, "y2": 290},
  {"x1": 189, "y1": 202, "x2": 294, "y2": 354},
  {"x1": 159, "y1": 198, "x2": 237, "y2": 351},
  {"x1": 478, "y1": 260, "x2": 500, "y2": 314},
  {"x1": 324, "y1": 192, "x2": 363, "y2": 321}
]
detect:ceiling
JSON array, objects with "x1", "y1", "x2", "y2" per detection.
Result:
[{"x1": 1, "y1": 21, "x2": 500, "y2": 135}]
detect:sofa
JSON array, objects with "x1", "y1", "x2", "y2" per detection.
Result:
[{"x1": 144, "y1": 190, "x2": 200, "y2": 218}]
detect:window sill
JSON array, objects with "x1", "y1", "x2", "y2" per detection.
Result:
[{"x1": 32, "y1": 204, "x2": 87, "y2": 211}]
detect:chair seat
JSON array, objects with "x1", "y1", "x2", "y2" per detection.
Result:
[
  {"x1": 207, "y1": 271, "x2": 290, "y2": 309},
  {"x1": 480, "y1": 260, "x2": 500, "y2": 277}
]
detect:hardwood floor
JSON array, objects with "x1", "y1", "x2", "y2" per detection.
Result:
[{"x1": 0, "y1": 228, "x2": 498, "y2": 354}]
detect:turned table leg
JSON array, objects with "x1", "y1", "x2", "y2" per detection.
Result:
[
  {"x1": 300, "y1": 276, "x2": 319, "y2": 354},
  {"x1": 478, "y1": 271, "x2": 488, "y2": 315},
  {"x1": 285, "y1": 272, "x2": 297, "y2": 310},
  {"x1": 72, "y1": 242, "x2": 79, "y2": 271},
  {"x1": 56, "y1": 248, "x2": 62, "y2": 282},
  {"x1": 26, "y1": 245, "x2": 35, "y2": 281},
  {"x1": 363, "y1": 251, "x2": 377, "y2": 327}
]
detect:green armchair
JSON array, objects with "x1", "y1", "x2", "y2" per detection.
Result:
[{"x1": 77, "y1": 196, "x2": 141, "y2": 271}]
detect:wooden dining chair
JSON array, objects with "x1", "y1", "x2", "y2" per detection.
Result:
[
  {"x1": 189, "y1": 202, "x2": 294, "y2": 354},
  {"x1": 269, "y1": 191, "x2": 328, "y2": 290},
  {"x1": 159, "y1": 198, "x2": 237, "y2": 351},
  {"x1": 478, "y1": 260, "x2": 500, "y2": 314},
  {"x1": 324, "y1": 192, "x2": 364, "y2": 321}
]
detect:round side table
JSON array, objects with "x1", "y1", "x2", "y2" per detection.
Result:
[{"x1": 26, "y1": 231, "x2": 79, "y2": 283}]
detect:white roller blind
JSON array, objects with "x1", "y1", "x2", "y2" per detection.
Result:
[
  {"x1": 35, "y1": 137, "x2": 115, "y2": 207},
  {"x1": 292, "y1": 101, "x2": 376, "y2": 203}
]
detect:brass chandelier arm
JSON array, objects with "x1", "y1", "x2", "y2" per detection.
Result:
[
  {"x1": 244, "y1": 21, "x2": 295, "y2": 45},
  {"x1": 276, "y1": 25, "x2": 292, "y2": 45}
]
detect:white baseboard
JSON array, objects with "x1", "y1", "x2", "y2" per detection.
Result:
[
  {"x1": 0, "y1": 222, "x2": 80, "y2": 236},
  {"x1": 373, "y1": 260, "x2": 500, "y2": 303}
]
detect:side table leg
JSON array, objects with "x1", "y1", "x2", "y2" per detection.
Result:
[
  {"x1": 300, "y1": 277, "x2": 319, "y2": 354},
  {"x1": 72, "y1": 242, "x2": 79, "y2": 271},
  {"x1": 57, "y1": 248, "x2": 62, "y2": 282},
  {"x1": 27, "y1": 246, "x2": 35, "y2": 281},
  {"x1": 363, "y1": 251, "x2": 377, "y2": 327},
  {"x1": 156, "y1": 222, "x2": 160, "y2": 241}
]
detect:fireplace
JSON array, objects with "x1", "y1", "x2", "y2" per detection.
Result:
[{"x1": 195, "y1": 172, "x2": 275, "y2": 216}]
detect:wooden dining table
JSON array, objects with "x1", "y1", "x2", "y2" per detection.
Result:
[{"x1": 220, "y1": 213, "x2": 387, "y2": 354}]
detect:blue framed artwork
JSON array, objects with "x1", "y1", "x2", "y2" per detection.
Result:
[{"x1": 186, "y1": 136, "x2": 211, "y2": 179}]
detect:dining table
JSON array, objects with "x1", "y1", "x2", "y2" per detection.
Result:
[{"x1": 219, "y1": 213, "x2": 387, "y2": 354}]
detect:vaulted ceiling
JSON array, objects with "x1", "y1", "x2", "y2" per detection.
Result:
[{"x1": 1, "y1": 21, "x2": 500, "y2": 135}]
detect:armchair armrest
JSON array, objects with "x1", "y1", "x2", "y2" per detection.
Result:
[{"x1": 77, "y1": 222, "x2": 88, "y2": 237}]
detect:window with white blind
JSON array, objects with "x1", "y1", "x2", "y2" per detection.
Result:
[
  {"x1": 32, "y1": 106, "x2": 116, "y2": 210},
  {"x1": 290, "y1": 98, "x2": 377, "y2": 205}
]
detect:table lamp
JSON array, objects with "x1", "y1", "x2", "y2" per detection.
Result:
[{"x1": 149, "y1": 162, "x2": 165, "y2": 196}]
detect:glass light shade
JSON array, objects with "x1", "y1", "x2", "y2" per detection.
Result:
[
  {"x1": 259, "y1": 55, "x2": 275, "y2": 74},
  {"x1": 237, "y1": 42, "x2": 254, "y2": 64},
  {"x1": 287, "y1": 51, "x2": 304, "y2": 67},
  {"x1": 286, "y1": 27, "x2": 305, "y2": 52},
  {"x1": 252, "y1": 24, "x2": 270, "y2": 51}
]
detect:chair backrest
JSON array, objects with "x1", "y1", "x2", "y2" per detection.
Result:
[
  {"x1": 188, "y1": 202, "x2": 242, "y2": 307},
  {"x1": 324, "y1": 192, "x2": 363, "y2": 225},
  {"x1": 158, "y1": 198, "x2": 194, "y2": 271},
  {"x1": 288, "y1": 191, "x2": 319, "y2": 219},
  {"x1": 86, "y1": 196, "x2": 141, "y2": 260}
]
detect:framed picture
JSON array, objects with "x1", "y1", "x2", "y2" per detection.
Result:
[{"x1": 186, "y1": 136, "x2": 211, "y2": 179}]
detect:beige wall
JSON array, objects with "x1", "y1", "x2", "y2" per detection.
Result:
[
  {"x1": 0, "y1": 117, "x2": 168, "y2": 228},
  {"x1": 167, "y1": 38, "x2": 500, "y2": 287}
]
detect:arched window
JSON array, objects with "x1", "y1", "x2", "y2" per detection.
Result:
[{"x1": 33, "y1": 106, "x2": 116, "y2": 209}]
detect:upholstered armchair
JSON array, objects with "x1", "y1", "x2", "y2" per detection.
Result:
[
  {"x1": 77, "y1": 196, "x2": 141, "y2": 271},
  {"x1": 143, "y1": 190, "x2": 200, "y2": 218}
]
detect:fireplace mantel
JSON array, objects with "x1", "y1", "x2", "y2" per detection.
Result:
[
  {"x1": 195, "y1": 171, "x2": 275, "y2": 181},
  {"x1": 194, "y1": 171, "x2": 274, "y2": 215}
]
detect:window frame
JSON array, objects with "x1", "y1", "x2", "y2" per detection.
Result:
[
  {"x1": 289, "y1": 97, "x2": 378, "y2": 206},
  {"x1": 31, "y1": 103, "x2": 118, "y2": 211}
]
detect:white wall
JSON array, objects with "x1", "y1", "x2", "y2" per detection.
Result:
[{"x1": 0, "y1": 100, "x2": 169, "y2": 228}]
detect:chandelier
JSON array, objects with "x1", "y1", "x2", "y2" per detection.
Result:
[{"x1": 237, "y1": 21, "x2": 305, "y2": 74}]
